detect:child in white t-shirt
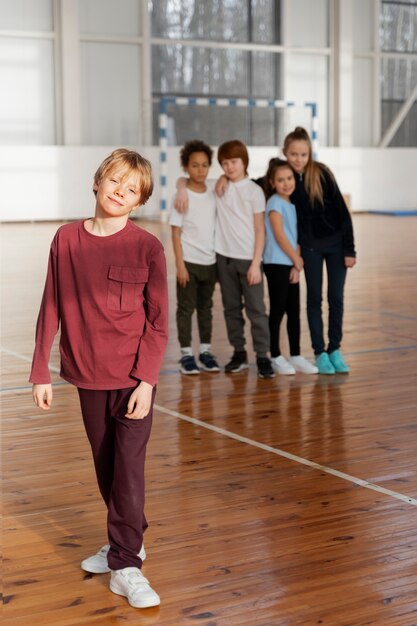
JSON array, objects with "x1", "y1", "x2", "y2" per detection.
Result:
[
  {"x1": 214, "y1": 140, "x2": 274, "y2": 379},
  {"x1": 169, "y1": 140, "x2": 220, "y2": 374}
]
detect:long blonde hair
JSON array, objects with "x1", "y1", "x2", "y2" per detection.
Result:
[{"x1": 283, "y1": 127, "x2": 330, "y2": 206}]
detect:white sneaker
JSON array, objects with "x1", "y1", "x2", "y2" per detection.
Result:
[
  {"x1": 81, "y1": 543, "x2": 146, "y2": 574},
  {"x1": 110, "y1": 567, "x2": 160, "y2": 608},
  {"x1": 289, "y1": 355, "x2": 319, "y2": 374},
  {"x1": 271, "y1": 356, "x2": 296, "y2": 375}
]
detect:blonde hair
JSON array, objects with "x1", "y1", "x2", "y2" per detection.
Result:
[
  {"x1": 94, "y1": 148, "x2": 153, "y2": 205},
  {"x1": 283, "y1": 127, "x2": 332, "y2": 206}
]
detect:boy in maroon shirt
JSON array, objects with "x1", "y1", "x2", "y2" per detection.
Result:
[{"x1": 30, "y1": 149, "x2": 168, "y2": 609}]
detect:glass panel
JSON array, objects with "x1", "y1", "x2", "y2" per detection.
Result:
[
  {"x1": 252, "y1": 51, "x2": 279, "y2": 98},
  {"x1": 79, "y1": 0, "x2": 140, "y2": 37},
  {"x1": 0, "y1": 38, "x2": 55, "y2": 145},
  {"x1": 285, "y1": 0, "x2": 329, "y2": 47},
  {"x1": 353, "y1": 0, "x2": 374, "y2": 51},
  {"x1": 353, "y1": 58, "x2": 373, "y2": 146},
  {"x1": 381, "y1": 57, "x2": 417, "y2": 100},
  {"x1": 0, "y1": 0, "x2": 53, "y2": 31},
  {"x1": 380, "y1": 2, "x2": 417, "y2": 52},
  {"x1": 153, "y1": 46, "x2": 279, "y2": 98},
  {"x1": 384, "y1": 101, "x2": 417, "y2": 146},
  {"x1": 152, "y1": 45, "x2": 281, "y2": 145},
  {"x1": 153, "y1": 102, "x2": 285, "y2": 147},
  {"x1": 151, "y1": 0, "x2": 248, "y2": 42},
  {"x1": 151, "y1": 0, "x2": 277, "y2": 43},
  {"x1": 284, "y1": 54, "x2": 328, "y2": 145},
  {"x1": 251, "y1": 0, "x2": 278, "y2": 44},
  {"x1": 381, "y1": 57, "x2": 417, "y2": 146},
  {"x1": 80, "y1": 43, "x2": 141, "y2": 145},
  {"x1": 153, "y1": 45, "x2": 250, "y2": 96}
]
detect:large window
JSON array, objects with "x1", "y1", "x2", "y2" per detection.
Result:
[
  {"x1": 79, "y1": 0, "x2": 143, "y2": 145},
  {"x1": 151, "y1": 0, "x2": 277, "y2": 43},
  {"x1": 3, "y1": 1, "x2": 416, "y2": 149},
  {"x1": 151, "y1": 0, "x2": 282, "y2": 146},
  {"x1": 0, "y1": 0, "x2": 56, "y2": 145},
  {"x1": 380, "y1": 0, "x2": 417, "y2": 146}
]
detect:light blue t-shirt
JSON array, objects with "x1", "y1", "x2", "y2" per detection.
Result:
[{"x1": 263, "y1": 194, "x2": 298, "y2": 266}]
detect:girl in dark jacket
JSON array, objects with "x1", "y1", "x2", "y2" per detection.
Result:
[{"x1": 283, "y1": 127, "x2": 356, "y2": 374}]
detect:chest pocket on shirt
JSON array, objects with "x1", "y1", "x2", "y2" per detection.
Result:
[{"x1": 107, "y1": 266, "x2": 149, "y2": 311}]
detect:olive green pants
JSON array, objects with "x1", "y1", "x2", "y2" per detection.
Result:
[{"x1": 176, "y1": 262, "x2": 217, "y2": 348}]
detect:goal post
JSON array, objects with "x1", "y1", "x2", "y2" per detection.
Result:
[{"x1": 158, "y1": 96, "x2": 318, "y2": 217}]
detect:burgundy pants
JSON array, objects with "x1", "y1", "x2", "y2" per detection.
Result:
[{"x1": 78, "y1": 385, "x2": 155, "y2": 570}]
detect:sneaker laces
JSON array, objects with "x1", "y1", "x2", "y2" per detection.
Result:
[
  {"x1": 180, "y1": 355, "x2": 197, "y2": 366},
  {"x1": 201, "y1": 351, "x2": 216, "y2": 364}
]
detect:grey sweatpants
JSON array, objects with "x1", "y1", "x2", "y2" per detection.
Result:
[{"x1": 216, "y1": 253, "x2": 270, "y2": 358}]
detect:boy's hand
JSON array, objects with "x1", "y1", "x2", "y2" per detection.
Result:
[
  {"x1": 345, "y1": 256, "x2": 356, "y2": 268},
  {"x1": 32, "y1": 384, "x2": 53, "y2": 410},
  {"x1": 215, "y1": 174, "x2": 228, "y2": 197},
  {"x1": 247, "y1": 263, "x2": 262, "y2": 286},
  {"x1": 126, "y1": 382, "x2": 154, "y2": 420},
  {"x1": 174, "y1": 188, "x2": 189, "y2": 213},
  {"x1": 289, "y1": 267, "x2": 300, "y2": 284},
  {"x1": 176, "y1": 264, "x2": 190, "y2": 288}
]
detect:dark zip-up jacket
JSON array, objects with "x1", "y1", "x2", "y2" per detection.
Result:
[{"x1": 290, "y1": 164, "x2": 356, "y2": 257}]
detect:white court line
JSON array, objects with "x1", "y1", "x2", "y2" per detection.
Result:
[
  {"x1": 1, "y1": 347, "x2": 60, "y2": 373},
  {"x1": 154, "y1": 405, "x2": 417, "y2": 507},
  {"x1": 3, "y1": 346, "x2": 417, "y2": 507}
]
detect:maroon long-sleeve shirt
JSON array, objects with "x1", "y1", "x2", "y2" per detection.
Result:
[{"x1": 30, "y1": 219, "x2": 168, "y2": 389}]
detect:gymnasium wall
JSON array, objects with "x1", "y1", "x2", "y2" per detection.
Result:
[{"x1": 1, "y1": 146, "x2": 416, "y2": 222}]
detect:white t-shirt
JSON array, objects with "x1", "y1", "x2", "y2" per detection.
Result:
[
  {"x1": 169, "y1": 182, "x2": 216, "y2": 265},
  {"x1": 214, "y1": 177, "x2": 266, "y2": 260}
]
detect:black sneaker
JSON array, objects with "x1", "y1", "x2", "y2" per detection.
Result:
[
  {"x1": 257, "y1": 357, "x2": 275, "y2": 379},
  {"x1": 225, "y1": 350, "x2": 249, "y2": 373},
  {"x1": 179, "y1": 355, "x2": 200, "y2": 375},
  {"x1": 199, "y1": 351, "x2": 220, "y2": 372}
]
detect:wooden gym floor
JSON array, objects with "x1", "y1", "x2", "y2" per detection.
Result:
[{"x1": 2, "y1": 215, "x2": 417, "y2": 626}]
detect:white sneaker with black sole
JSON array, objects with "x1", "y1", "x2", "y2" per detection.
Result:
[
  {"x1": 81, "y1": 543, "x2": 146, "y2": 574},
  {"x1": 110, "y1": 567, "x2": 160, "y2": 608}
]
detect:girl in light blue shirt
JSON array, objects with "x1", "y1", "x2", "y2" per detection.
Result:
[{"x1": 263, "y1": 159, "x2": 318, "y2": 375}]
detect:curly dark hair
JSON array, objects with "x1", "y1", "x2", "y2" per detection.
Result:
[{"x1": 180, "y1": 140, "x2": 213, "y2": 167}]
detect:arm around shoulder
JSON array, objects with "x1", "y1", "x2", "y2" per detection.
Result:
[{"x1": 174, "y1": 178, "x2": 189, "y2": 212}]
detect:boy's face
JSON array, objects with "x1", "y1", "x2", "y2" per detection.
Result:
[
  {"x1": 184, "y1": 151, "x2": 210, "y2": 185},
  {"x1": 93, "y1": 168, "x2": 141, "y2": 218},
  {"x1": 220, "y1": 157, "x2": 246, "y2": 182}
]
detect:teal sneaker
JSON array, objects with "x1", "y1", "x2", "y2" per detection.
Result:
[
  {"x1": 329, "y1": 350, "x2": 350, "y2": 373},
  {"x1": 315, "y1": 352, "x2": 336, "y2": 375}
]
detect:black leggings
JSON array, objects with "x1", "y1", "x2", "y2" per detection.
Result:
[{"x1": 264, "y1": 264, "x2": 300, "y2": 358}]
